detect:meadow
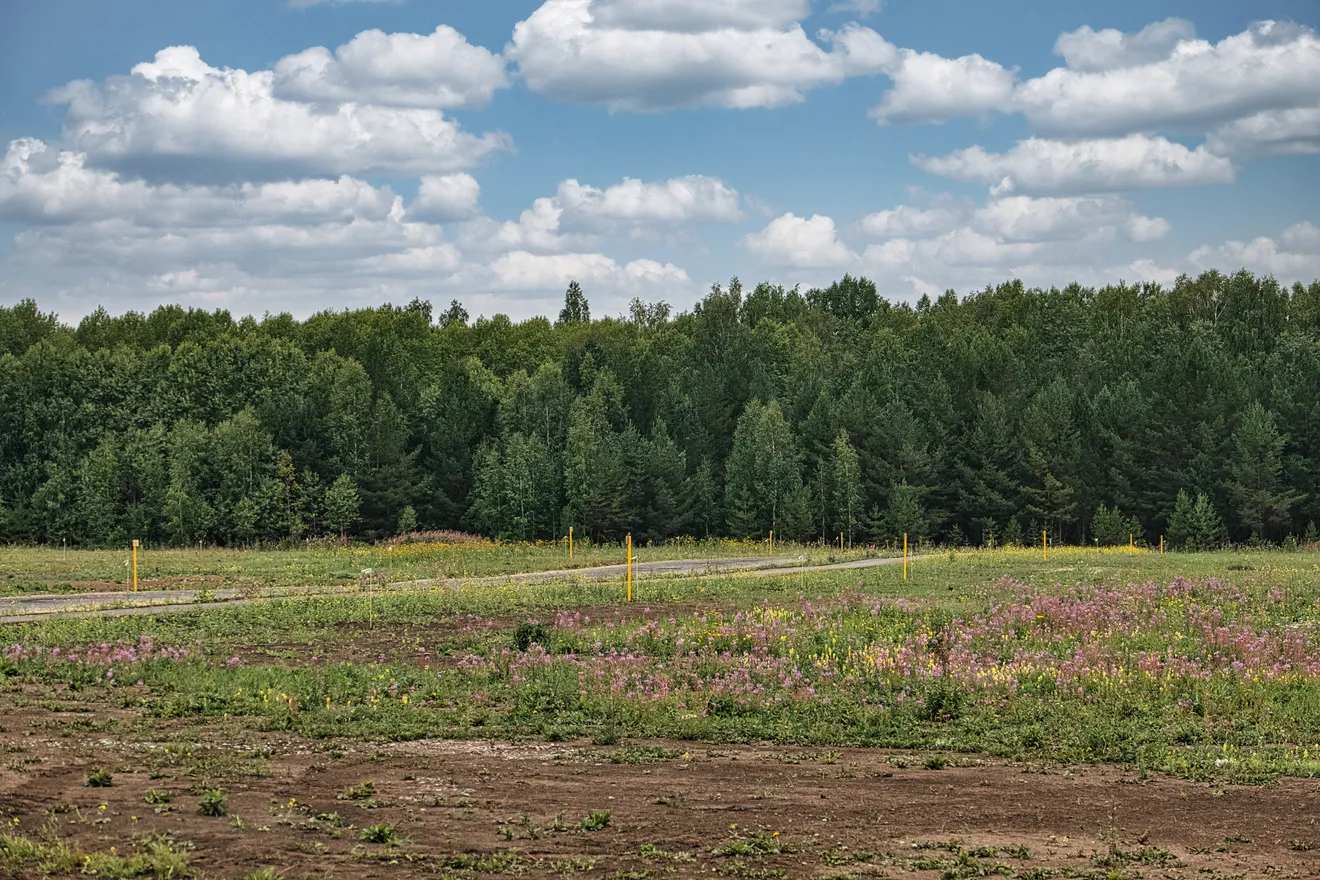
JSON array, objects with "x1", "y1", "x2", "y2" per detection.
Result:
[
  {"x1": 0, "y1": 537, "x2": 872, "y2": 598},
  {"x1": 2, "y1": 546, "x2": 1320, "y2": 878}
]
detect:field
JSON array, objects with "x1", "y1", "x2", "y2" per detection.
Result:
[{"x1": 2, "y1": 546, "x2": 1320, "y2": 879}]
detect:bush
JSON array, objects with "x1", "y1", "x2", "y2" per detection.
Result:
[{"x1": 514, "y1": 622, "x2": 548, "y2": 652}]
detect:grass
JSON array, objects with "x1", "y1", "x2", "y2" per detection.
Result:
[
  {"x1": 0, "y1": 537, "x2": 871, "y2": 598},
  {"x1": 2, "y1": 546, "x2": 1319, "y2": 783},
  {"x1": 0, "y1": 830, "x2": 193, "y2": 878}
]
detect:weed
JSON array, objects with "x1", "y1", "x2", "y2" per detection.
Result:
[
  {"x1": 237, "y1": 870, "x2": 281, "y2": 880},
  {"x1": 608, "y1": 745, "x2": 682, "y2": 764},
  {"x1": 84, "y1": 766, "x2": 114, "y2": 787},
  {"x1": 360, "y1": 823, "x2": 401, "y2": 846},
  {"x1": 923, "y1": 755, "x2": 948, "y2": 770},
  {"x1": 1288, "y1": 839, "x2": 1314, "y2": 851},
  {"x1": 714, "y1": 829, "x2": 793, "y2": 858},
  {"x1": 639, "y1": 843, "x2": 694, "y2": 862},
  {"x1": 337, "y1": 780, "x2": 375, "y2": 801},
  {"x1": 197, "y1": 788, "x2": 228, "y2": 817},
  {"x1": 514, "y1": 622, "x2": 548, "y2": 651},
  {"x1": 579, "y1": 810, "x2": 612, "y2": 831},
  {"x1": 144, "y1": 789, "x2": 172, "y2": 805}
]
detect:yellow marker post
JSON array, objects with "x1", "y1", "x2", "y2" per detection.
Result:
[
  {"x1": 1130, "y1": 533, "x2": 1134, "y2": 554},
  {"x1": 769, "y1": 530, "x2": 773, "y2": 554},
  {"x1": 840, "y1": 532, "x2": 844, "y2": 550},
  {"x1": 903, "y1": 533, "x2": 908, "y2": 581},
  {"x1": 132, "y1": 540, "x2": 139, "y2": 592},
  {"x1": 1043, "y1": 530, "x2": 1048, "y2": 561},
  {"x1": 626, "y1": 534, "x2": 633, "y2": 602},
  {"x1": 569, "y1": 527, "x2": 573, "y2": 560},
  {"x1": 1160, "y1": 535, "x2": 1165, "y2": 554}
]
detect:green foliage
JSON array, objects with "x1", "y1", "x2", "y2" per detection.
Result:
[
  {"x1": 360, "y1": 824, "x2": 401, "y2": 845},
  {"x1": 197, "y1": 788, "x2": 228, "y2": 817},
  {"x1": 84, "y1": 766, "x2": 113, "y2": 787},
  {"x1": 1, "y1": 271, "x2": 1316, "y2": 548},
  {"x1": 579, "y1": 810, "x2": 612, "y2": 831},
  {"x1": 1092, "y1": 503, "x2": 1141, "y2": 547},
  {"x1": 1168, "y1": 490, "x2": 1227, "y2": 551}
]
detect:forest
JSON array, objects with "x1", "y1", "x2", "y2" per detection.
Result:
[{"x1": 1, "y1": 270, "x2": 1317, "y2": 550}]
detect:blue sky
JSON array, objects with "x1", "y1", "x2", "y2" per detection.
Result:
[{"x1": 1, "y1": 0, "x2": 1318, "y2": 322}]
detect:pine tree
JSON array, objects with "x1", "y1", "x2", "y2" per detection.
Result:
[
  {"x1": 396, "y1": 505, "x2": 418, "y2": 536},
  {"x1": 1168, "y1": 490, "x2": 1227, "y2": 551},
  {"x1": 1228, "y1": 402, "x2": 1304, "y2": 540},
  {"x1": 1092, "y1": 503, "x2": 1141, "y2": 546},
  {"x1": 558, "y1": 281, "x2": 591, "y2": 325}
]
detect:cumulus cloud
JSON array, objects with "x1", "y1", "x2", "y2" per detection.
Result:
[
  {"x1": 742, "y1": 213, "x2": 856, "y2": 267},
  {"x1": 507, "y1": 0, "x2": 896, "y2": 111},
  {"x1": 1052, "y1": 18, "x2": 1197, "y2": 72},
  {"x1": 870, "y1": 50, "x2": 1016, "y2": 124},
  {"x1": 973, "y1": 195, "x2": 1169, "y2": 243},
  {"x1": 487, "y1": 250, "x2": 689, "y2": 291},
  {"x1": 557, "y1": 175, "x2": 741, "y2": 224},
  {"x1": 913, "y1": 135, "x2": 1236, "y2": 195},
  {"x1": 1188, "y1": 225, "x2": 1320, "y2": 279},
  {"x1": 860, "y1": 204, "x2": 961, "y2": 238},
  {"x1": 1017, "y1": 20, "x2": 1320, "y2": 137},
  {"x1": 1206, "y1": 106, "x2": 1320, "y2": 157},
  {"x1": 410, "y1": 173, "x2": 482, "y2": 222},
  {"x1": 273, "y1": 26, "x2": 508, "y2": 109},
  {"x1": 48, "y1": 45, "x2": 511, "y2": 182}
]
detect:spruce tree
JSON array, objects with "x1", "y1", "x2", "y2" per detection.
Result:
[{"x1": 323, "y1": 474, "x2": 361, "y2": 541}]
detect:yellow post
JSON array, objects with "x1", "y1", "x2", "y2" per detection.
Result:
[
  {"x1": 569, "y1": 527, "x2": 573, "y2": 560},
  {"x1": 1160, "y1": 535, "x2": 1165, "y2": 554},
  {"x1": 839, "y1": 532, "x2": 844, "y2": 550},
  {"x1": 1043, "y1": 530, "x2": 1048, "y2": 561},
  {"x1": 1129, "y1": 533, "x2": 1134, "y2": 554},
  {"x1": 132, "y1": 540, "x2": 139, "y2": 592},
  {"x1": 903, "y1": 533, "x2": 908, "y2": 581},
  {"x1": 769, "y1": 530, "x2": 773, "y2": 554},
  {"x1": 626, "y1": 534, "x2": 633, "y2": 602}
]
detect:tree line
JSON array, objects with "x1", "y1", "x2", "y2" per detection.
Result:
[{"x1": 1, "y1": 270, "x2": 1318, "y2": 549}]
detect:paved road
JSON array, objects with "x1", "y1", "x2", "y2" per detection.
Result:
[{"x1": 0, "y1": 554, "x2": 920, "y2": 623}]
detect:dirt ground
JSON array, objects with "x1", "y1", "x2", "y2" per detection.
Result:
[{"x1": 2, "y1": 713, "x2": 1318, "y2": 880}]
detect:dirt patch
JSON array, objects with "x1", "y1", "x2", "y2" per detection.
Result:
[{"x1": 2, "y1": 719, "x2": 1317, "y2": 879}]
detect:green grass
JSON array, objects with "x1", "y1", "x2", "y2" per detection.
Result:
[
  {"x1": 0, "y1": 537, "x2": 873, "y2": 598},
  {"x1": 1, "y1": 546, "x2": 1318, "y2": 784}
]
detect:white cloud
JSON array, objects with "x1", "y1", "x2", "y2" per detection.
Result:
[
  {"x1": 1052, "y1": 18, "x2": 1196, "y2": 72},
  {"x1": 870, "y1": 50, "x2": 1015, "y2": 124},
  {"x1": 742, "y1": 213, "x2": 855, "y2": 267},
  {"x1": 860, "y1": 204, "x2": 960, "y2": 238},
  {"x1": 1188, "y1": 230, "x2": 1320, "y2": 279},
  {"x1": 828, "y1": 0, "x2": 883, "y2": 16},
  {"x1": 1281, "y1": 221, "x2": 1320, "y2": 253},
  {"x1": 487, "y1": 250, "x2": 688, "y2": 291},
  {"x1": 1206, "y1": 106, "x2": 1320, "y2": 157},
  {"x1": 507, "y1": 0, "x2": 896, "y2": 111},
  {"x1": 590, "y1": 0, "x2": 810, "y2": 32},
  {"x1": 272, "y1": 26, "x2": 508, "y2": 109},
  {"x1": 1016, "y1": 21, "x2": 1320, "y2": 137},
  {"x1": 914, "y1": 135, "x2": 1236, "y2": 195},
  {"x1": 410, "y1": 173, "x2": 482, "y2": 222},
  {"x1": 556, "y1": 175, "x2": 741, "y2": 224},
  {"x1": 49, "y1": 46, "x2": 511, "y2": 181},
  {"x1": 973, "y1": 195, "x2": 1168, "y2": 243},
  {"x1": 1, "y1": 139, "x2": 400, "y2": 227}
]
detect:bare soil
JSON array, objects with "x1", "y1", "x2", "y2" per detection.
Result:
[{"x1": 2, "y1": 713, "x2": 1318, "y2": 879}]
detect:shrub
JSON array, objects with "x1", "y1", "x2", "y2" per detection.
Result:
[{"x1": 514, "y1": 622, "x2": 548, "y2": 652}]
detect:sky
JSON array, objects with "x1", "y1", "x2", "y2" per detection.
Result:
[{"x1": 1, "y1": 0, "x2": 1318, "y2": 323}]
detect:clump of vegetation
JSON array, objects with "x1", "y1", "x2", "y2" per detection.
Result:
[
  {"x1": 514, "y1": 622, "x2": 549, "y2": 652},
  {"x1": 360, "y1": 824, "x2": 401, "y2": 846},
  {"x1": 144, "y1": 789, "x2": 172, "y2": 805},
  {"x1": 84, "y1": 766, "x2": 113, "y2": 787},
  {"x1": 197, "y1": 788, "x2": 228, "y2": 817},
  {"x1": 579, "y1": 810, "x2": 612, "y2": 831},
  {"x1": 337, "y1": 780, "x2": 375, "y2": 801}
]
